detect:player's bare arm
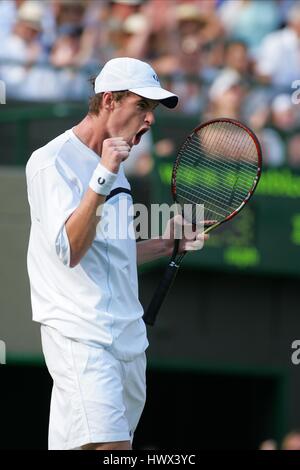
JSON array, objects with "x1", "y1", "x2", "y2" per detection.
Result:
[{"x1": 65, "y1": 137, "x2": 130, "y2": 267}]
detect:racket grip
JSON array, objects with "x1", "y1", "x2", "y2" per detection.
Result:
[{"x1": 143, "y1": 261, "x2": 179, "y2": 326}]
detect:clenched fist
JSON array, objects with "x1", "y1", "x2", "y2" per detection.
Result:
[{"x1": 101, "y1": 138, "x2": 130, "y2": 174}]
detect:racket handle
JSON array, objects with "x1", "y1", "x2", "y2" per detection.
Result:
[{"x1": 143, "y1": 261, "x2": 179, "y2": 326}]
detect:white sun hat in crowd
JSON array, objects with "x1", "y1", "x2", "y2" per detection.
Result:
[
  {"x1": 209, "y1": 69, "x2": 242, "y2": 101},
  {"x1": 123, "y1": 13, "x2": 147, "y2": 35},
  {"x1": 17, "y1": 1, "x2": 43, "y2": 30},
  {"x1": 271, "y1": 94, "x2": 293, "y2": 113}
]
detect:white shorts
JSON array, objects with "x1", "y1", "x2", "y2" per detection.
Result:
[{"x1": 41, "y1": 325, "x2": 146, "y2": 450}]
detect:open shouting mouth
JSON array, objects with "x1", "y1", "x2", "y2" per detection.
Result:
[{"x1": 133, "y1": 127, "x2": 149, "y2": 146}]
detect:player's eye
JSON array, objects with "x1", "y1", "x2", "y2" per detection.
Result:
[{"x1": 138, "y1": 102, "x2": 147, "y2": 109}]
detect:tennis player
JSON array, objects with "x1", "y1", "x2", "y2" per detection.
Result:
[{"x1": 26, "y1": 57, "x2": 206, "y2": 450}]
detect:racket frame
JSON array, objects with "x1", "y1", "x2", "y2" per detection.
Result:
[
  {"x1": 172, "y1": 118, "x2": 262, "y2": 234},
  {"x1": 144, "y1": 118, "x2": 262, "y2": 326}
]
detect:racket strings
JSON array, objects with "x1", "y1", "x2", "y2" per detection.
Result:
[
  {"x1": 180, "y1": 130, "x2": 257, "y2": 189},
  {"x1": 177, "y1": 159, "x2": 254, "y2": 218},
  {"x1": 178, "y1": 192, "x2": 227, "y2": 220},
  {"x1": 186, "y1": 138, "x2": 257, "y2": 183},
  {"x1": 194, "y1": 127, "x2": 257, "y2": 186},
  {"x1": 179, "y1": 157, "x2": 253, "y2": 204},
  {"x1": 200, "y1": 121, "x2": 257, "y2": 164},
  {"x1": 175, "y1": 121, "x2": 259, "y2": 222},
  {"x1": 178, "y1": 186, "x2": 233, "y2": 218},
  {"x1": 198, "y1": 122, "x2": 258, "y2": 171},
  {"x1": 191, "y1": 133, "x2": 257, "y2": 169}
]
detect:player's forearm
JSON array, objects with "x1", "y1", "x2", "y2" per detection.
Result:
[
  {"x1": 66, "y1": 188, "x2": 106, "y2": 267},
  {"x1": 136, "y1": 238, "x2": 171, "y2": 265},
  {"x1": 64, "y1": 138, "x2": 130, "y2": 267}
]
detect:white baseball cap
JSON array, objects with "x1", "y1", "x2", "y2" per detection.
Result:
[
  {"x1": 94, "y1": 57, "x2": 178, "y2": 109},
  {"x1": 209, "y1": 69, "x2": 242, "y2": 101}
]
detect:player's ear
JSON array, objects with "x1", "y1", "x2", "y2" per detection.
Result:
[{"x1": 102, "y1": 92, "x2": 115, "y2": 111}]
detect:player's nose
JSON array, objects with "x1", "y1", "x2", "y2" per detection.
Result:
[{"x1": 145, "y1": 111, "x2": 155, "y2": 126}]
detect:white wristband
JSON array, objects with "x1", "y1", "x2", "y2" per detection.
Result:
[{"x1": 89, "y1": 162, "x2": 117, "y2": 196}]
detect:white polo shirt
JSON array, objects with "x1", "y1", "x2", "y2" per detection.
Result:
[
  {"x1": 26, "y1": 129, "x2": 148, "y2": 361},
  {"x1": 255, "y1": 27, "x2": 300, "y2": 87}
]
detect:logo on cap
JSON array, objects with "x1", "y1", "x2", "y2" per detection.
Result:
[{"x1": 152, "y1": 74, "x2": 159, "y2": 83}]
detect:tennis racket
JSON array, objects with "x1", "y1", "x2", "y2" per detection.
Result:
[{"x1": 143, "y1": 118, "x2": 262, "y2": 326}]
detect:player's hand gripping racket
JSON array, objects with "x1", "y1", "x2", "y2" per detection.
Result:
[{"x1": 143, "y1": 118, "x2": 262, "y2": 326}]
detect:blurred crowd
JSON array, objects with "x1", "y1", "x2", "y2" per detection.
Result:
[
  {"x1": 2, "y1": 0, "x2": 300, "y2": 169},
  {"x1": 259, "y1": 429, "x2": 300, "y2": 450}
]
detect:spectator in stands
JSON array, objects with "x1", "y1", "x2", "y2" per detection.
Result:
[
  {"x1": 0, "y1": 0, "x2": 25, "y2": 42},
  {"x1": 145, "y1": 2, "x2": 223, "y2": 77},
  {"x1": 282, "y1": 430, "x2": 300, "y2": 449},
  {"x1": 287, "y1": 134, "x2": 300, "y2": 168},
  {"x1": 259, "y1": 429, "x2": 300, "y2": 450},
  {"x1": 205, "y1": 68, "x2": 246, "y2": 120},
  {"x1": 270, "y1": 94, "x2": 300, "y2": 132},
  {"x1": 1, "y1": 0, "x2": 298, "y2": 114},
  {"x1": 110, "y1": 0, "x2": 143, "y2": 22},
  {"x1": 219, "y1": 0, "x2": 281, "y2": 56},
  {"x1": 175, "y1": 2, "x2": 224, "y2": 48},
  {"x1": 55, "y1": 0, "x2": 86, "y2": 30},
  {"x1": 0, "y1": 1, "x2": 45, "y2": 98},
  {"x1": 63, "y1": 1, "x2": 112, "y2": 67},
  {"x1": 14, "y1": 24, "x2": 90, "y2": 101},
  {"x1": 166, "y1": 38, "x2": 206, "y2": 116},
  {"x1": 255, "y1": 3, "x2": 300, "y2": 87},
  {"x1": 136, "y1": 0, "x2": 176, "y2": 67},
  {"x1": 50, "y1": 24, "x2": 83, "y2": 68},
  {"x1": 104, "y1": 0, "x2": 145, "y2": 57},
  {"x1": 109, "y1": 12, "x2": 148, "y2": 59},
  {"x1": 256, "y1": 127, "x2": 285, "y2": 167},
  {"x1": 223, "y1": 40, "x2": 252, "y2": 81},
  {"x1": 170, "y1": 1, "x2": 224, "y2": 82},
  {"x1": 259, "y1": 439, "x2": 277, "y2": 450},
  {"x1": 246, "y1": 92, "x2": 286, "y2": 167},
  {"x1": 140, "y1": 3, "x2": 222, "y2": 114}
]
